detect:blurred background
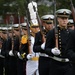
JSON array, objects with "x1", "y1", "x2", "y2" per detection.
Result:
[{"x1": 0, "y1": 0, "x2": 75, "y2": 26}]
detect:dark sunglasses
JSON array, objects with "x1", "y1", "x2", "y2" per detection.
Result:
[
  {"x1": 45, "y1": 22, "x2": 53, "y2": 24},
  {"x1": 2, "y1": 32, "x2": 7, "y2": 34},
  {"x1": 24, "y1": 29, "x2": 27, "y2": 30},
  {"x1": 15, "y1": 30, "x2": 19, "y2": 31}
]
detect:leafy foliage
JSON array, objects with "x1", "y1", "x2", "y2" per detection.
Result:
[{"x1": 0, "y1": 0, "x2": 75, "y2": 17}]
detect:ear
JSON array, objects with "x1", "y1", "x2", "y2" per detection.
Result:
[{"x1": 57, "y1": 17, "x2": 60, "y2": 22}]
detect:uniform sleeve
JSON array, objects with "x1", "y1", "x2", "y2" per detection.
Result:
[
  {"x1": 33, "y1": 32, "x2": 45, "y2": 53},
  {"x1": 45, "y1": 29, "x2": 55, "y2": 56},
  {"x1": 1, "y1": 40, "x2": 6, "y2": 56},
  {"x1": 5, "y1": 38, "x2": 12, "y2": 57},
  {"x1": 66, "y1": 30, "x2": 75, "y2": 61}
]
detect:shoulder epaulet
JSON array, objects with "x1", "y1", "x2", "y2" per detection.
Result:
[{"x1": 21, "y1": 35, "x2": 28, "y2": 44}]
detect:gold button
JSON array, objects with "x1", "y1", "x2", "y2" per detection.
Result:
[
  {"x1": 59, "y1": 36, "x2": 61, "y2": 38},
  {"x1": 59, "y1": 48, "x2": 61, "y2": 50},
  {"x1": 59, "y1": 39, "x2": 61, "y2": 41},
  {"x1": 59, "y1": 30, "x2": 60, "y2": 32},
  {"x1": 59, "y1": 45, "x2": 61, "y2": 47},
  {"x1": 67, "y1": 29, "x2": 68, "y2": 31},
  {"x1": 59, "y1": 42, "x2": 61, "y2": 44},
  {"x1": 59, "y1": 33, "x2": 60, "y2": 34}
]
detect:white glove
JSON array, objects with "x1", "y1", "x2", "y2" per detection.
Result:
[
  {"x1": 0, "y1": 49, "x2": 1, "y2": 54},
  {"x1": 9, "y1": 50, "x2": 14, "y2": 56},
  {"x1": 51, "y1": 47, "x2": 61, "y2": 55},
  {"x1": 17, "y1": 52, "x2": 23, "y2": 60},
  {"x1": 27, "y1": 54, "x2": 34, "y2": 60},
  {"x1": 41, "y1": 42, "x2": 45, "y2": 50},
  {"x1": 0, "y1": 49, "x2": 5, "y2": 58},
  {"x1": 0, "y1": 55, "x2": 5, "y2": 58}
]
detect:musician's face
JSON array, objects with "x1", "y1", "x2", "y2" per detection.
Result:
[
  {"x1": 57, "y1": 17, "x2": 68, "y2": 27},
  {"x1": 30, "y1": 26, "x2": 40, "y2": 33}
]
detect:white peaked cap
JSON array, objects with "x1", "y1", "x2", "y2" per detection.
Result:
[
  {"x1": 0, "y1": 27, "x2": 2, "y2": 29},
  {"x1": 21, "y1": 23, "x2": 27, "y2": 26},
  {"x1": 8, "y1": 27, "x2": 12, "y2": 30},
  {"x1": 2, "y1": 27, "x2": 8, "y2": 30},
  {"x1": 56, "y1": 9, "x2": 71, "y2": 15},
  {"x1": 68, "y1": 19, "x2": 74, "y2": 23},
  {"x1": 41, "y1": 15, "x2": 54, "y2": 20},
  {"x1": 13, "y1": 24, "x2": 19, "y2": 27}
]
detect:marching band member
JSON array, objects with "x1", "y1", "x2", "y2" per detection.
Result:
[{"x1": 26, "y1": 19, "x2": 40, "y2": 75}]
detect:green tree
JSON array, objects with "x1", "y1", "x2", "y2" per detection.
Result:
[{"x1": 0, "y1": 0, "x2": 75, "y2": 17}]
